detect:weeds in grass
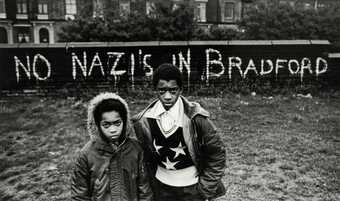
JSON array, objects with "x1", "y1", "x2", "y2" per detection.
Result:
[{"x1": 0, "y1": 93, "x2": 339, "y2": 201}]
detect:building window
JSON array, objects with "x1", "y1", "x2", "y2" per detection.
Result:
[
  {"x1": 0, "y1": 0, "x2": 4, "y2": 13},
  {"x1": 172, "y1": 3, "x2": 179, "y2": 11},
  {"x1": 0, "y1": 0, "x2": 6, "y2": 18},
  {"x1": 16, "y1": 0, "x2": 28, "y2": 19},
  {"x1": 194, "y1": 3, "x2": 206, "y2": 22},
  {"x1": 304, "y1": 3, "x2": 312, "y2": 9},
  {"x1": 317, "y1": 3, "x2": 326, "y2": 9},
  {"x1": 92, "y1": 0, "x2": 103, "y2": 18},
  {"x1": 224, "y1": 2, "x2": 234, "y2": 21},
  {"x1": 65, "y1": 0, "x2": 77, "y2": 19},
  {"x1": 17, "y1": 0, "x2": 28, "y2": 14},
  {"x1": 279, "y1": 0, "x2": 294, "y2": 6},
  {"x1": 17, "y1": 28, "x2": 30, "y2": 43},
  {"x1": 194, "y1": 5, "x2": 200, "y2": 21},
  {"x1": 39, "y1": 28, "x2": 49, "y2": 43},
  {"x1": 18, "y1": 33, "x2": 30, "y2": 43},
  {"x1": 120, "y1": 2, "x2": 130, "y2": 16},
  {"x1": 0, "y1": 27, "x2": 7, "y2": 43},
  {"x1": 146, "y1": 1, "x2": 153, "y2": 15},
  {"x1": 38, "y1": 0, "x2": 48, "y2": 14}
]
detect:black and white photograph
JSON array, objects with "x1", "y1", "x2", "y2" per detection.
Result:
[{"x1": 0, "y1": 0, "x2": 339, "y2": 201}]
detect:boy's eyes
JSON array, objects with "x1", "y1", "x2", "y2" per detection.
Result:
[
  {"x1": 157, "y1": 87, "x2": 179, "y2": 94},
  {"x1": 100, "y1": 120, "x2": 122, "y2": 128}
]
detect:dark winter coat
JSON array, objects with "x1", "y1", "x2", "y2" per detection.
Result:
[
  {"x1": 71, "y1": 93, "x2": 153, "y2": 201},
  {"x1": 132, "y1": 96, "x2": 226, "y2": 200}
]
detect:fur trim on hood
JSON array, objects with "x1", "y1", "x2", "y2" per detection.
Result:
[{"x1": 87, "y1": 92, "x2": 131, "y2": 141}]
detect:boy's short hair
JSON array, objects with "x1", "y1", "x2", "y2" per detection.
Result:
[
  {"x1": 93, "y1": 99, "x2": 127, "y2": 134},
  {"x1": 152, "y1": 63, "x2": 182, "y2": 88}
]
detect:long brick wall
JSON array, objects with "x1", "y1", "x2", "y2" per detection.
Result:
[{"x1": 0, "y1": 40, "x2": 338, "y2": 94}]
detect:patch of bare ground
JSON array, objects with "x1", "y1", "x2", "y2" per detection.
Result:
[{"x1": 0, "y1": 93, "x2": 339, "y2": 201}]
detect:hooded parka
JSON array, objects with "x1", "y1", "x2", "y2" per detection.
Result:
[{"x1": 71, "y1": 93, "x2": 153, "y2": 201}]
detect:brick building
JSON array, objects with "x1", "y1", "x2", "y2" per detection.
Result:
[
  {"x1": 247, "y1": 0, "x2": 339, "y2": 9},
  {"x1": 0, "y1": 0, "x2": 81, "y2": 44},
  {"x1": 0, "y1": 0, "x2": 248, "y2": 44},
  {"x1": 0, "y1": 0, "x2": 338, "y2": 44}
]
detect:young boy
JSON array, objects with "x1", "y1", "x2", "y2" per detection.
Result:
[
  {"x1": 132, "y1": 63, "x2": 226, "y2": 201},
  {"x1": 71, "y1": 92, "x2": 153, "y2": 201}
]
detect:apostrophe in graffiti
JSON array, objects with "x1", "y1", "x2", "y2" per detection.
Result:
[{"x1": 13, "y1": 48, "x2": 328, "y2": 86}]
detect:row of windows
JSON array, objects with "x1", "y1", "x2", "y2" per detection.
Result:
[
  {"x1": 266, "y1": 0, "x2": 338, "y2": 10},
  {"x1": 0, "y1": 0, "x2": 237, "y2": 22},
  {"x1": 0, "y1": 0, "x2": 77, "y2": 15},
  {"x1": 0, "y1": 26, "x2": 50, "y2": 43},
  {"x1": 1, "y1": 0, "x2": 337, "y2": 20},
  {"x1": 93, "y1": 1, "x2": 238, "y2": 23}
]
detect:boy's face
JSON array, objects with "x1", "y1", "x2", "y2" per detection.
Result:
[
  {"x1": 156, "y1": 79, "x2": 181, "y2": 110},
  {"x1": 99, "y1": 110, "x2": 123, "y2": 142}
]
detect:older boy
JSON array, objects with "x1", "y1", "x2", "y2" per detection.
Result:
[{"x1": 132, "y1": 63, "x2": 226, "y2": 201}]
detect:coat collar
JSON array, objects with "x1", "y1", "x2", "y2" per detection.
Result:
[
  {"x1": 144, "y1": 98, "x2": 184, "y2": 127},
  {"x1": 92, "y1": 136, "x2": 127, "y2": 154},
  {"x1": 132, "y1": 96, "x2": 209, "y2": 122}
]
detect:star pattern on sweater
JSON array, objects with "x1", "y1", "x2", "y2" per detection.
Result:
[
  {"x1": 153, "y1": 139, "x2": 163, "y2": 155},
  {"x1": 170, "y1": 142, "x2": 186, "y2": 159},
  {"x1": 162, "y1": 157, "x2": 179, "y2": 170}
]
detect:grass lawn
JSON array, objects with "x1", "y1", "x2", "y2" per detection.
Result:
[{"x1": 0, "y1": 92, "x2": 339, "y2": 201}]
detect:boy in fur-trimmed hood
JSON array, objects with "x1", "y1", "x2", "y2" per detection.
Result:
[{"x1": 71, "y1": 92, "x2": 153, "y2": 201}]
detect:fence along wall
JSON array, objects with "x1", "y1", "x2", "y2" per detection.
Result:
[{"x1": 0, "y1": 40, "x2": 334, "y2": 91}]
